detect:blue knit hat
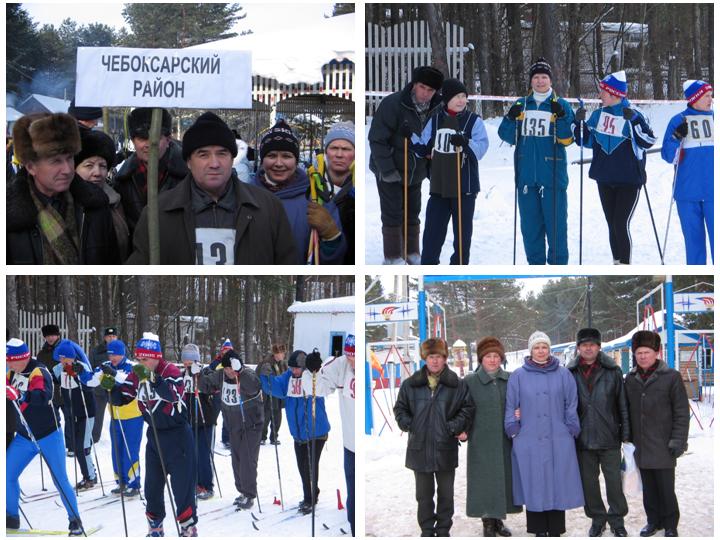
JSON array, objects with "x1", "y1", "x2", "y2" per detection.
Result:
[
  {"x1": 599, "y1": 71, "x2": 627, "y2": 98},
  {"x1": 55, "y1": 339, "x2": 80, "y2": 361},
  {"x1": 107, "y1": 340, "x2": 126, "y2": 357},
  {"x1": 683, "y1": 80, "x2": 713, "y2": 105},
  {"x1": 7, "y1": 338, "x2": 30, "y2": 362},
  {"x1": 324, "y1": 121, "x2": 355, "y2": 150},
  {"x1": 135, "y1": 333, "x2": 162, "y2": 361}
]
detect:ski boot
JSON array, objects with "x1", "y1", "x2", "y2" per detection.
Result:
[
  {"x1": 146, "y1": 517, "x2": 164, "y2": 537},
  {"x1": 196, "y1": 486, "x2": 214, "y2": 501},
  {"x1": 179, "y1": 519, "x2": 198, "y2": 537},
  {"x1": 69, "y1": 519, "x2": 83, "y2": 536},
  {"x1": 236, "y1": 495, "x2": 255, "y2": 510},
  {"x1": 111, "y1": 485, "x2": 124, "y2": 495},
  {"x1": 76, "y1": 478, "x2": 97, "y2": 491},
  {"x1": 123, "y1": 487, "x2": 141, "y2": 498},
  {"x1": 7, "y1": 514, "x2": 20, "y2": 530}
]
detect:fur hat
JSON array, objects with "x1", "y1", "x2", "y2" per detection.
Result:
[
  {"x1": 271, "y1": 343, "x2": 287, "y2": 354},
  {"x1": 528, "y1": 331, "x2": 551, "y2": 351},
  {"x1": 75, "y1": 129, "x2": 116, "y2": 169},
  {"x1": 68, "y1": 99, "x2": 103, "y2": 121},
  {"x1": 260, "y1": 119, "x2": 299, "y2": 161},
  {"x1": 576, "y1": 328, "x2": 602, "y2": 346},
  {"x1": 631, "y1": 330, "x2": 661, "y2": 353},
  {"x1": 476, "y1": 336, "x2": 505, "y2": 362},
  {"x1": 421, "y1": 338, "x2": 448, "y2": 359},
  {"x1": 182, "y1": 112, "x2": 238, "y2": 160},
  {"x1": 128, "y1": 107, "x2": 172, "y2": 138},
  {"x1": 42, "y1": 324, "x2": 61, "y2": 337},
  {"x1": 288, "y1": 350, "x2": 307, "y2": 368},
  {"x1": 411, "y1": 66, "x2": 444, "y2": 90},
  {"x1": 13, "y1": 113, "x2": 81, "y2": 165}
]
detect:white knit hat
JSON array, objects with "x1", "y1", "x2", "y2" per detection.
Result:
[{"x1": 528, "y1": 331, "x2": 551, "y2": 351}]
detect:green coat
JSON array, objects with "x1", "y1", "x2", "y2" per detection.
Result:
[{"x1": 465, "y1": 368, "x2": 522, "y2": 518}]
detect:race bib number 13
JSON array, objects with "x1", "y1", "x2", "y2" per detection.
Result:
[{"x1": 195, "y1": 228, "x2": 236, "y2": 265}]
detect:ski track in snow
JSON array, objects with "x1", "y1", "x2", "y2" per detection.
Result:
[
  {"x1": 15, "y1": 388, "x2": 350, "y2": 537},
  {"x1": 365, "y1": 382, "x2": 715, "y2": 537},
  {"x1": 365, "y1": 104, "x2": 712, "y2": 265}
]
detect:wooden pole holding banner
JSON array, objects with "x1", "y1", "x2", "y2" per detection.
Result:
[{"x1": 146, "y1": 108, "x2": 163, "y2": 265}]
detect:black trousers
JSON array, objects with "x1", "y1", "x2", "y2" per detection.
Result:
[
  {"x1": 421, "y1": 193, "x2": 477, "y2": 265},
  {"x1": 639, "y1": 468, "x2": 679, "y2": 530},
  {"x1": 526, "y1": 509, "x2": 566, "y2": 536},
  {"x1": 597, "y1": 183, "x2": 641, "y2": 264},
  {"x1": 376, "y1": 179, "x2": 423, "y2": 227},
  {"x1": 261, "y1": 394, "x2": 282, "y2": 442},
  {"x1": 578, "y1": 448, "x2": 628, "y2": 528},
  {"x1": 414, "y1": 469, "x2": 455, "y2": 536},
  {"x1": 91, "y1": 387, "x2": 108, "y2": 444},
  {"x1": 294, "y1": 438, "x2": 326, "y2": 504}
]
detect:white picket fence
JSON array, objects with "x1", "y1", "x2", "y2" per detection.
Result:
[
  {"x1": 366, "y1": 21, "x2": 468, "y2": 115},
  {"x1": 18, "y1": 310, "x2": 94, "y2": 357}
]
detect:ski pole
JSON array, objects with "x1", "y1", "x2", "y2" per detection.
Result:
[
  {"x1": 269, "y1": 393, "x2": 285, "y2": 510},
  {"x1": 456, "y1": 145, "x2": 463, "y2": 265},
  {"x1": 74, "y1": 374, "x2": 104, "y2": 496},
  {"x1": 662, "y1": 138, "x2": 683, "y2": 260},
  {"x1": 512, "y1": 115, "x2": 521, "y2": 265},
  {"x1": 643, "y1": 184, "x2": 665, "y2": 264},
  {"x1": 18, "y1": 503, "x2": 33, "y2": 529},
  {"x1": 39, "y1": 454, "x2": 46, "y2": 491},
  {"x1": 193, "y1": 374, "x2": 199, "y2": 506},
  {"x1": 192, "y1": 373, "x2": 222, "y2": 499},
  {"x1": 107, "y1": 390, "x2": 128, "y2": 537},
  {"x1": 403, "y1": 136, "x2": 408, "y2": 263},
  {"x1": 551, "y1": 97, "x2": 558, "y2": 265},
  {"x1": 11, "y1": 400, "x2": 86, "y2": 537},
  {"x1": 310, "y1": 371, "x2": 317, "y2": 537},
  {"x1": 578, "y1": 97, "x2": 585, "y2": 265}
]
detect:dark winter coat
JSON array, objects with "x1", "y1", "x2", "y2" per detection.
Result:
[
  {"x1": 181, "y1": 367, "x2": 220, "y2": 428},
  {"x1": 369, "y1": 82, "x2": 443, "y2": 185},
  {"x1": 112, "y1": 140, "x2": 188, "y2": 237},
  {"x1": 255, "y1": 354, "x2": 288, "y2": 410},
  {"x1": 624, "y1": 360, "x2": 689, "y2": 469},
  {"x1": 37, "y1": 341, "x2": 62, "y2": 406},
  {"x1": 89, "y1": 342, "x2": 109, "y2": 370},
  {"x1": 464, "y1": 367, "x2": 521, "y2": 519},
  {"x1": 566, "y1": 352, "x2": 631, "y2": 450},
  {"x1": 199, "y1": 365, "x2": 263, "y2": 430},
  {"x1": 7, "y1": 169, "x2": 120, "y2": 265},
  {"x1": 504, "y1": 356, "x2": 584, "y2": 511},
  {"x1": 125, "y1": 173, "x2": 297, "y2": 264},
  {"x1": 333, "y1": 174, "x2": 355, "y2": 265},
  {"x1": 394, "y1": 366, "x2": 475, "y2": 473}
]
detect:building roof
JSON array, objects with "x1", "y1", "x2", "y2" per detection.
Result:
[
  {"x1": 288, "y1": 296, "x2": 355, "y2": 314},
  {"x1": 17, "y1": 94, "x2": 70, "y2": 114},
  {"x1": 7, "y1": 107, "x2": 23, "y2": 121}
]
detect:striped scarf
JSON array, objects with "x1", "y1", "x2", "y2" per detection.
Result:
[{"x1": 28, "y1": 180, "x2": 80, "y2": 264}]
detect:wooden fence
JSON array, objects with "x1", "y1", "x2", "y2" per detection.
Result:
[{"x1": 18, "y1": 310, "x2": 93, "y2": 357}]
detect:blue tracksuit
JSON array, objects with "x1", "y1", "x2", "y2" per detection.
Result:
[
  {"x1": 661, "y1": 107, "x2": 714, "y2": 264},
  {"x1": 499, "y1": 93, "x2": 575, "y2": 264},
  {"x1": 411, "y1": 108, "x2": 489, "y2": 264},
  {"x1": 7, "y1": 359, "x2": 80, "y2": 523}
]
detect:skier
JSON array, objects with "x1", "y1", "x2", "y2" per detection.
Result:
[
  {"x1": 180, "y1": 343, "x2": 219, "y2": 500},
  {"x1": 306, "y1": 335, "x2": 356, "y2": 536},
  {"x1": 661, "y1": 79, "x2": 714, "y2": 264},
  {"x1": 200, "y1": 349, "x2": 263, "y2": 509},
  {"x1": 255, "y1": 343, "x2": 289, "y2": 445},
  {"x1": 260, "y1": 350, "x2": 331, "y2": 515},
  {"x1": 499, "y1": 57, "x2": 576, "y2": 265},
  {"x1": 6, "y1": 338, "x2": 83, "y2": 535},
  {"x1": 410, "y1": 78, "x2": 489, "y2": 264},
  {"x1": 575, "y1": 71, "x2": 657, "y2": 264},
  {"x1": 87, "y1": 339, "x2": 143, "y2": 497},
  {"x1": 110, "y1": 333, "x2": 198, "y2": 537},
  {"x1": 215, "y1": 339, "x2": 234, "y2": 450},
  {"x1": 52, "y1": 339, "x2": 98, "y2": 490}
]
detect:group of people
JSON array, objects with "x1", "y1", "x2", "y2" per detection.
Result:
[
  {"x1": 395, "y1": 330, "x2": 689, "y2": 537},
  {"x1": 370, "y1": 60, "x2": 713, "y2": 265},
  {"x1": 6, "y1": 329, "x2": 356, "y2": 537},
  {"x1": 7, "y1": 104, "x2": 355, "y2": 265}
]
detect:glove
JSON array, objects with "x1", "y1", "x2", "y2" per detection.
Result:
[
  {"x1": 506, "y1": 102, "x2": 523, "y2": 121},
  {"x1": 132, "y1": 363, "x2": 151, "y2": 381},
  {"x1": 575, "y1": 107, "x2": 587, "y2": 122},
  {"x1": 221, "y1": 350, "x2": 243, "y2": 371},
  {"x1": 550, "y1": 100, "x2": 565, "y2": 118},
  {"x1": 100, "y1": 374, "x2": 116, "y2": 391},
  {"x1": 6, "y1": 386, "x2": 22, "y2": 401},
  {"x1": 380, "y1": 170, "x2": 402, "y2": 184},
  {"x1": 673, "y1": 120, "x2": 688, "y2": 140},
  {"x1": 307, "y1": 201, "x2": 340, "y2": 241},
  {"x1": 623, "y1": 107, "x2": 639, "y2": 122},
  {"x1": 72, "y1": 362, "x2": 85, "y2": 375},
  {"x1": 449, "y1": 132, "x2": 468, "y2": 148},
  {"x1": 668, "y1": 439, "x2": 687, "y2": 458},
  {"x1": 189, "y1": 363, "x2": 202, "y2": 375},
  {"x1": 305, "y1": 350, "x2": 323, "y2": 373},
  {"x1": 399, "y1": 121, "x2": 415, "y2": 139},
  {"x1": 101, "y1": 364, "x2": 117, "y2": 377}
]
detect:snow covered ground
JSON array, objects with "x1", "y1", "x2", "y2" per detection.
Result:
[
  {"x1": 13, "y1": 382, "x2": 351, "y2": 537},
  {"x1": 365, "y1": 103, "x2": 711, "y2": 265},
  {"x1": 365, "y1": 372, "x2": 715, "y2": 537}
]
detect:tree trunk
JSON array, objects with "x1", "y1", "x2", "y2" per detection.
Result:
[
  {"x1": 507, "y1": 4, "x2": 526, "y2": 96},
  {"x1": 135, "y1": 276, "x2": 149, "y2": 338},
  {"x1": 7, "y1": 276, "x2": 19, "y2": 338},
  {"x1": 691, "y1": 4, "x2": 703, "y2": 78},
  {"x1": 539, "y1": 4, "x2": 564, "y2": 95},
  {"x1": 566, "y1": 4, "x2": 582, "y2": 97},
  {"x1": 61, "y1": 276, "x2": 79, "y2": 342},
  {"x1": 244, "y1": 276, "x2": 256, "y2": 361},
  {"x1": 422, "y1": 4, "x2": 449, "y2": 76},
  {"x1": 476, "y1": 4, "x2": 492, "y2": 117}
]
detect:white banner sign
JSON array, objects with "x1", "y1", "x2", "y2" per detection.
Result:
[
  {"x1": 365, "y1": 303, "x2": 418, "y2": 323},
  {"x1": 673, "y1": 292, "x2": 714, "y2": 313},
  {"x1": 75, "y1": 47, "x2": 252, "y2": 109}
]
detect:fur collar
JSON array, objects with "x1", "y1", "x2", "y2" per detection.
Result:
[{"x1": 408, "y1": 365, "x2": 459, "y2": 388}]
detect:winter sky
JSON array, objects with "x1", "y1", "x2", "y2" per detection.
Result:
[{"x1": 374, "y1": 276, "x2": 554, "y2": 302}]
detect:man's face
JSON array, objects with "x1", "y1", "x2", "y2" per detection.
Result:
[
  {"x1": 425, "y1": 353, "x2": 447, "y2": 374},
  {"x1": 599, "y1": 88, "x2": 621, "y2": 108},
  {"x1": 578, "y1": 342, "x2": 600, "y2": 362},
  {"x1": 635, "y1": 347, "x2": 659, "y2": 370},
  {"x1": 45, "y1": 334, "x2": 61, "y2": 346},
  {"x1": 187, "y1": 145, "x2": 233, "y2": 199},
  {"x1": 108, "y1": 354, "x2": 123, "y2": 367},
  {"x1": 412, "y1": 82, "x2": 436, "y2": 104},
  {"x1": 325, "y1": 140, "x2": 354, "y2": 182},
  {"x1": 7, "y1": 358, "x2": 31, "y2": 374},
  {"x1": 531, "y1": 74, "x2": 552, "y2": 93},
  {"x1": 346, "y1": 352, "x2": 355, "y2": 371},
  {"x1": 262, "y1": 151, "x2": 297, "y2": 183},
  {"x1": 273, "y1": 353, "x2": 285, "y2": 362},
  {"x1": 290, "y1": 366, "x2": 303, "y2": 377},
  {"x1": 104, "y1": 335, "x2": 117, "y2": 344},
  {"x1": 140, "y1": 357, "x2": 159, "y2": 372},
  {"x1": 693, "y1": 91, "x2": 713, "y2": 111},
  {"x1": 132, "y1": 134, "x2": 170, "y2": 164},
  {"x1": 26, "y1": 154, "x2": 75, "y2": 198}
]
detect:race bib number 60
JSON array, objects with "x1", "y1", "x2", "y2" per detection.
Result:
[
  {"x1": 521, "y1": 110, "x2": 553, "y2": 137},
  {"x1": 195, "y1": 228, "x2": 236, "y2": 265},
  {"x1": 684, "y1": 116, "x2": 714, "y2": 148}
]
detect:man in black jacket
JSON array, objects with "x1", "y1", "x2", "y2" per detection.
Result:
[
  {"x1": 369, "y1": 66, "x2": 443, "y2": 264},
  {"x1": 625, "y1": 331, "x2": 689, "y2": 538},
  {"x1": 567, "y1": 328, "x2": 630, "y2": 537},
  {"x1": 394, "y1": 338, "x2": 474, "y2": 537},
  {"x1": 36, "y1": 324, "x2": 69, "y2": 450}
]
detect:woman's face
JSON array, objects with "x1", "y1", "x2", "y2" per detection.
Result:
[
  {"x1": 76, "y1": 156, "x2": 108, "y2": 185},
  {"x1": 481, "y1": 352, "x2": 502, "y2": 371},
  {"x1": 531, "y1": 342, "x2": 550, "y2": 362},
  {"x1": 531, "y1": 74, "x2": 551, "y2": 93},
  {"x1": 262, "y1": 151, "x2": 297, "y2": 183}
]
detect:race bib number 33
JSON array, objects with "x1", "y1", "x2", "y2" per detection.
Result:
[
  {"x1": 195, "y1": 228, "x2": 236, "y2": 265},
  {"x1": 521, "y1": 110, "x2": 553, "y2": 137}
]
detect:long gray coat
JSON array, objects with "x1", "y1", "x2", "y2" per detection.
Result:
[{"x1": 465, "y1": 368, "x2": 521, "y2": 519}]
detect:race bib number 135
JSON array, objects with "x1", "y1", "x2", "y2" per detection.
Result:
[{"x1": 521, "y1": 110, "x2": 553, "y2": 138}]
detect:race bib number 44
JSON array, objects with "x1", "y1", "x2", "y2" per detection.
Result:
[
  {"x1": 684, "y1": 116, "x2": 714, "y2": 148},
  {"x1": 596, "y1": 112, "x2": 625, "y2": 137},
  {"x1": 521, "y1": 110, "x2": 553, "y2": 137},
  {"x1": 195, "y1": 228, "x2": 236, "y2": 265}
]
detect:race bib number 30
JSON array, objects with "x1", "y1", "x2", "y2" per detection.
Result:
[
  {"x1": 433, "y1": 127, "x2": 458, "y2": 154},
  {"x1": 195, "y1": 228, "x2": 236, "y2": 265},
  {"x1": 521, "y1": 110, "x2": 553, "y2": 137},
  {"x1": 684, "y1": 117, "x2": 714, "y2": 148},
  {"x1": 596, "y1": 112, "x2": 625, "y2": 137}
]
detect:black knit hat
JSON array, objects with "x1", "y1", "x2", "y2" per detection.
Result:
[
  {"x1": 259, "y1": 119, "x2": 299, "y2": 161},
  {"x1": 182, "y1": 112, "x2": 238, "y2": 160},
  {"x1": 631, "y1": 330, "x2": 661, "y2": 353},
  {"x1": 68, "y1": 99, "x2": 103, "y2": 121},
  {"x1": 529, "y1": 57, "x2": 553, "y2": 80},
  {"x1": 412, "y1": 66, "x2": 444, "y2": 90},
  {"x1": 42, "y1": 324, "x2": 60, "y2": 337},
  {"x1": 75, "y1": 129, "x2": 116, "y2": 169},
  {"x1": 441, "y1": 78, "x2": 468, "y2": 106},
  {"x1": 576, "y1": 328, "x2": 602, "y2": 346},
  {"x1": 128, "y1": 107, "x2": 172, "y2": 139},
  {"x1": 288, "y1": 350, "x2": 307, "y2": 368}
]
